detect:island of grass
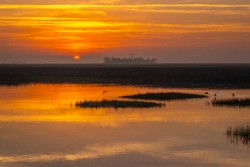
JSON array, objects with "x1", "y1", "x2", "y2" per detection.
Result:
[
  {"x1": 212, "y1": 98, "x2": 250, "y2": 107},
  {"x1": 120, "y1": 92, "x2": 208, "y2": 101},
  {"x1": 226, "y1": 124, "x2": 250, "y2": 146},
  {"x1": 75, "y1": 100, "x2": 162, "y2": 109}
]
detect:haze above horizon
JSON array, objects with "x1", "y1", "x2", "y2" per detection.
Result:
[{"x1": 0, "y1": 0, "x2": 250, "y2": 63}]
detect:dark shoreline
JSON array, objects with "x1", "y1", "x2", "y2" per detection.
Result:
[{"x1": 1, "y1": 64, "x2": 250, "y2": 89}]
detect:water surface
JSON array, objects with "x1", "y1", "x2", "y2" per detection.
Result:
[{"x1": 0, "y1": 84, "x2": 249, "y2": 167}]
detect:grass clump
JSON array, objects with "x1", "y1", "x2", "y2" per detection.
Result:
[
  {"x1": 226, "y1": 124, "x2": 250, "y2": 146},
  {"x1": 75, "y1": 99, "x2": 162, "y2": 109},
  {"x1": 212, "y1": 98, "x2": 250, "y2": 107},
  {"x1": 120, "y1": 92, "x2": 208, "y2": 101}
]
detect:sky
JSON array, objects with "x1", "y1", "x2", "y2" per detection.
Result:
[{"x1": 0, "y1": 0, "x2": 250, "y2": 63}]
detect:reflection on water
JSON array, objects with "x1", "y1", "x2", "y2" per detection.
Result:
[
  {"x1": 0, "y1": 141, "x2": 165, "y2": 163},
  {"x1": 226, "y1": 124, "x2": 250, "y2": 147},
  {"x1": 0, "y1": 84, "x2": 250, "y2": 167}
]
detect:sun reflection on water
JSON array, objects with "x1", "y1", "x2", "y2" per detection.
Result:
[
  {"x1": 1, "y1": 84, "x2": 250, "y2": 166},
  {"x1": 0, "y1": 84, "x2": 250, "y2": 126}
]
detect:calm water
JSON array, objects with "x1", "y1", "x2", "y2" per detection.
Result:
[{"x1": 0, "y1": 84, "x2": 249, "y2": 167}]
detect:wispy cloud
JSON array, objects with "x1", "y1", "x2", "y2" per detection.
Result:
[{"x1": 0, "y1": 3, "x2": 250, "y2": 61}]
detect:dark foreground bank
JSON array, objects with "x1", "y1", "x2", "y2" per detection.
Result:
[{"x1": 1, "y1": 64, "x2": 250, "y2": 88}]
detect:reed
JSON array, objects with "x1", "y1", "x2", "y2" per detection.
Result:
[
  {"x1": 75, "y1": 99, "x2": 163, "y2": 109},
  {"x1": 226, "y1": 124, "x2": 250, "y2": 146},
  {"x1": 120, "y1": 92, "x2": 208, "y2": 101},
  {"x1": 212, "y1": 98, "x2": 250, "y2": 107}
]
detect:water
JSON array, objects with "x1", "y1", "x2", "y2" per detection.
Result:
[{"x1": 0, "y1": 84, "x2": 249, "y2": 167}]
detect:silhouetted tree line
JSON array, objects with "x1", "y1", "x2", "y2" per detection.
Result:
[{"x1": 104, "y1": 57, "x2": 156, "y2": 64}]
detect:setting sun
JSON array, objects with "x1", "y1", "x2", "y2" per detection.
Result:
[
  {"x1": 73, "y1": 55, "x2": 80, "y2": 61},
  {"x1": 0, "y1": 3, "x2": 250, "y2": 63}
]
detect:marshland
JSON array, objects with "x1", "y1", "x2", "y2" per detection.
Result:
[
  {"x1": 75, "y1": 99, "x2": 163, "y2": 108},
  {"x1": 212, "y1": 98, "x2": 250, "y2": 107},
  {"x1": 0, "y1": 65, "x2": 250, "y2": 167},
  {"x1": 1, "y1": 0, "x2": 250, "y2": 165},
  {"x1": 75, "y1": 92, "x2": 207, "y2": 109},
  {"x1": 121, "y1": 92, "x2": 208, "y2": 101},
  {"x1": 226, "y1": 124, "x2": 250, "y2": 146}
]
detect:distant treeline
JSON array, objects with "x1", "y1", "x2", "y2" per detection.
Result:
[{"x1": 104, "y1": 57, "x2": 156, "y2": 64}]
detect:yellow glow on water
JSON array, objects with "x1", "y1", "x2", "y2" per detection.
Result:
[
  {"x1": 0, "y1": 84, "x2": 250, "y2": 126},
  {"x1": 0, "y1": 84, "x2": 165, "y2": 124},
  {"x1": 0, "y1": 84, "x2": 189, "y2": 125},
  {"x1": 1, "y1": 84, "x2": 250, "y2": 166}
]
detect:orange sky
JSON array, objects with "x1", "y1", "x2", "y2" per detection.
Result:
[{"x1": 0, "y1": 1, "x2": 250, "y2": 63}]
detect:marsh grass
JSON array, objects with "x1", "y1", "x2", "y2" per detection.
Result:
[
  {"x1": 226, "y1": 124, "x2": 250, "y2": 146},
  {"x1": 120, "y1": 92, "x2": 208, "y2": 101},
  {"x1": 75, "y1": 99, "x2": 163, "y2": 109},
  {"x1": 212, "y1": 98, "x2": 250, "y2": 107}
]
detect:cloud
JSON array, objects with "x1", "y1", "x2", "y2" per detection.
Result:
[
  {"x1": 0, "y1": 2, "x2": 250, "y2": 63},
  {"x1": 1, "y1": 0, "x2": 250, "y2": 4}
]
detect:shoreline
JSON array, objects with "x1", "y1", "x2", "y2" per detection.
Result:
[{"x1": 1, "y1": 64, "x2": 250, "y2": 89}]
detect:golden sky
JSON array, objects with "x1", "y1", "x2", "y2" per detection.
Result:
[{"x1": 0, "y1": 0, "x2": 250, "y2": 63}]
